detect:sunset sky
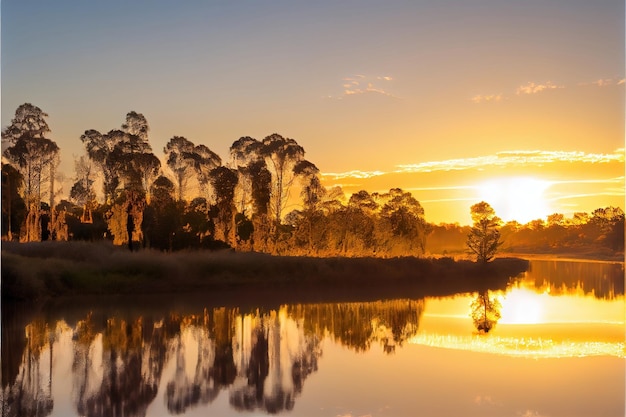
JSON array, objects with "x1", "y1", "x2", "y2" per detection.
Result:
[{"x1": 2, "y1": 0, "x2": 624, "y2": 225}]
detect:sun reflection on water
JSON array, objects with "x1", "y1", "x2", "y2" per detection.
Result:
[{"x1": 408, "y1": 333, "x2": 625, "y2": 359}]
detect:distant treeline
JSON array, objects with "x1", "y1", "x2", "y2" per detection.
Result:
[
  {"x1": 428, "y1": 206, "x2": 624, "y2": 258},
  {"x1": 1, "y1": 104, "x2": 623, "y2": 258}
]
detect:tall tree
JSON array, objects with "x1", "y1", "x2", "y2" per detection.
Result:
[
  {"x1": 209, "y1": 166, "x2": 238, "y2": 245},
  {"x1": 2, "y1": 104, "x2": 60, "y2": 241},
  {"x1": 164, "y1": 136, "x2": 198, "y2": 201},
  {"x1": 1, "y1": 163, "x2": 26, "y2": 240},
  {"x1": 70, "y1": 155, "x2": 97, "y2": 223},
  {"x1": 261, "y1": 134, "x2": 305, "y2": 223},
  {"x1": 80, "y1": 129, "x2": 121, "y2": 204},
  {"x1": 121, "y1": 111, "x2": 150, "y2": 142},
  {"x1": 194, "y1": 144, "x2": 222, "y2": 199},
  {"x1": 467, "y1": 201, "x2": 502, "y2": 263},
  {"x1": 1, "y1": 103, "x2": 50, "y2": 143},
  {"x1": 2, "y1": 104, "x2": 59, "y2": 207},
  {"x1": 229, "y1": 136, "x2": 263, "y2": 213}
]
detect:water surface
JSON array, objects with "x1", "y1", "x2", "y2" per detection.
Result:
[{"x1": 2, "y1": 259, "x2": 624, "y2": 417}]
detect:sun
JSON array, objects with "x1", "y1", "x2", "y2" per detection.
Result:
[{"x1": 476, "y1": 177, "x2": 552, "y2": 224}]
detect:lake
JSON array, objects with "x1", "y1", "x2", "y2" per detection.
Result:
[{"x1": 1, "y1": 259, "x2": 624, "y2": 417}]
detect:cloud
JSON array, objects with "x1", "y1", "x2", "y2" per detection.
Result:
[
  {"x1": 471, "y1": 75, "x2": 622, "y2": 104},
  {"x1": 330, "y1": 74, "x2": 400, "y2": 99},
  {"x1": 470, "y1": 94, "x2": 503, "y2": 104},
  {"x1": 397, "y1": 150, "x2": 624, "y2": 174},
  {"x1": 516, "y1": 81, "x2": 563, "y2": 95},
  {"x1": 474, "y1": 395, "x2": 496, "y2": 406},
  {"x1": 322, "y1": 149, "x2": 624, "y2": 180},
  {"x1": 323, "y1": 169, "x2": 385, "y2": 180},
  {"x1": 592, "y1": 78, "x2": 614, "y2": 87},
  {"x1": 579, "y1": 78, "x2": 626, "y2": 87},
  {"x1": 518, "y1": 410, "x2": 548, "y2": 417}
]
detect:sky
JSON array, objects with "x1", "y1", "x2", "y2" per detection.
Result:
[{"x1": 2, "y1": 0, "x2": 624, "y2": 225}]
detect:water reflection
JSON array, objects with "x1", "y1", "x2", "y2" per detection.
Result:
[
  {"x1": 525, "y1": 259, "x2": 624, "y2": 299},
  {"x1": 470, "y1": 291, "x2": 502, "y2": 333},
  {"x1": 1, "y1": 259, "x2": 624, "y2": 417},
  {"x1": 1, "y1": 300, "x2": 422, "y2": 417}
]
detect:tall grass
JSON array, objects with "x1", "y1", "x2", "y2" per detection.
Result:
[{"x1": 1, "y1": 241, "x2": 528, "y2": 301}]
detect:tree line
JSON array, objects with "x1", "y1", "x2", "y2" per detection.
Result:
[{"x1": 1, "y1": 103, "x2": 623, "y2": 258}]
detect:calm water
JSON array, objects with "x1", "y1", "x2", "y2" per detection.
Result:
[{"x1": 1, "y1": 259, "x2": 624, "y2": 417}]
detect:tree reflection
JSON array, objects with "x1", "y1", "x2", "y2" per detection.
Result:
[
  {"x1": 3, "y1": 300, "x2": 425, "y2": 416},
  {"x1": 470, "y1": 291, "x2": 502, "y2": 333},
  {"x1": 1, "y1": 320, "x2": 54, "y2": 417}
]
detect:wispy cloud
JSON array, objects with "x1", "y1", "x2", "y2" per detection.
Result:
[
  {"x1": 323, "y1": 169, "x2": 385, "y2": 180},
  {"x1": 472, "y1": 76, "x2": 623, "y2": 103},
  {"x1": 396, "y1": 150, "x2": 623, "y2": 174},
  {"x1": 515, "y1": 81, "x2": 563, "y2": 95},
  {"x1": 470, "y1": 94, "x2": 503, "y2": 104},
  {"x1": 579, "y1": 77, "x2": 626, "y2": 87},
  {"x1": 329, "y1": 74, "x2": 400, "y2": 99},
  {"x1": 322, "y1": 149, "x2": 624, "y2": 180}
]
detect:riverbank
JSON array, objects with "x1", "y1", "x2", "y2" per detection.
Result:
[{"x1": 1, "y1": 241, "x2": 529, "y2": 301}]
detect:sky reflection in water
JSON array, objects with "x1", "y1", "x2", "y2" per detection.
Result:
[{"x1": 1, "y1": 259, "x2": 624, "y2": 417}]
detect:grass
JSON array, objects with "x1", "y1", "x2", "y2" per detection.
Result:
[{"x1": 1, "y1": 241, "x2": 529, "y2": 302}]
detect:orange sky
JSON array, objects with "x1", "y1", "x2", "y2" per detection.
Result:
[{"x1": 2, "y1": 1, "x2": 624, "y2": 225}]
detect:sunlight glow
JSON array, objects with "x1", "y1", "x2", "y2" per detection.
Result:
[
  {"x1": 477, "y1": 177, "x2": 551, "y2": 223},
  {"x1": 499, "y1": 288, "x2": 546, "y2": 324},
  {"x1": 408, "y1": 333, "x2": 625, "y2": 358}
]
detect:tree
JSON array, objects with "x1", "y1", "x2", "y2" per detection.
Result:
[
  {"x1": 2, "y1": 104, "x2": 60, "y2": 241},
  {"x1": 209, "y1": 166, "x2": 239, "y2": 245},
  {"x1": 261, "y1": 133, "x2": 305, "y2": 223},
  {"x1": 81, "y1": 112, "x2": 158, "y2": 203},
  {"x1": 70, "y1": 155, "x2": 97, "y2": 223},
  {"x1": 164, "y1": 136, "x2": 196, "y2": 201},
  {"x1": 121, "y1": 111, "x2": 150, "y2": 142},
  {"x1": 467, "y1": 201, "x2": 502, "y2": 263},
  {"x1": 163, "y1": 137, "x2": 220, "y2": 201},
  {"x1": 193, "y1": 144, "x2": 222, "y2": 199},
  {"x1": 1, "y1": 163, "x2": 26, "y2": 240},
  {"x1": 294, "y1": 160, "x2": 324, "y2": 211},
  {"x1": 229, "y1": 136, "x2": 264, "y2": 214},
  {"x1": 80, "y1": 129, "x2": 121, "y2": 204},
  {"x1": 1, "y1": 103, "x2": 50, "y2": 143}
]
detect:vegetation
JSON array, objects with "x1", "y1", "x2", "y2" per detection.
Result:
[
  {"x1": 2, "y1": 103, "x2": 623, "y2": 261},
  {"x1": 1, "y1": 241, "x2": 528, "y2": 301},
  {"x1": 428, "y1": 206, "x2": 624, "y2": 261}
]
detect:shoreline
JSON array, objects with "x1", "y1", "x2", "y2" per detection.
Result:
[{"x1": 2, "y1": 241, "x2": 530, "y2": 302}]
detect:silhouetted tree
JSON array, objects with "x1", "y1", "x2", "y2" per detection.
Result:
[
  {"x1": 80, "y1": 129, "x2": 121, "y2": 204},
  {"x1": 470, "y1": 291, "x2": 501, "y2": 333},
  {"x1": 210, "y1": 166, "x2": 239, "y2": 245},
  {"x1": 378, "y1": 188, "x2": 428, "y2": 255},
  {"x1": 70, "y1": 155, "x2": 97, "y2": 223},
  {"x1": 164, "y1": 136, "x2": 197, "y2": 201},
  {"x1": 1, "y1": 163, "x2": 26, "y2": 240},
  {"x1": 467, "y1": 201, "x2": 502, "y2": 263},
  {"x1": 229, "y1": 136, "x2": 264, "y2": 214},
  {"x1": 143, "y1": 176, "x2": 182, "y2": 250},
  {"x1": 194, "y1": 144, "x2": 222, "y2": 199}
]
